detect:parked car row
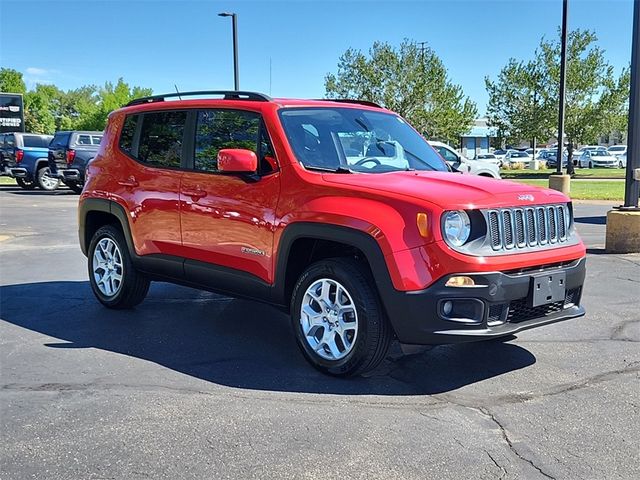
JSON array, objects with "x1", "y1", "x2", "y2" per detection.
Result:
[{"x1": 0, "y1": 130, "x2": 103, "y2": 192}]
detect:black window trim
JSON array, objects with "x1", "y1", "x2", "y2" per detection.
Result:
[{"x1": 117, "y1": 107, "x2": 279, "y2": 177}]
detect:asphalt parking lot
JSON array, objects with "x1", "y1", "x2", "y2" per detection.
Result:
[{"x1": 1, "y1": 185, "x2": 638, "y2": 480}]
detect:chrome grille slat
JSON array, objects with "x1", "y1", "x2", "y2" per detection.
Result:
[{"x1": 486, "y1": 204, "x2": 570, "y2": 252}]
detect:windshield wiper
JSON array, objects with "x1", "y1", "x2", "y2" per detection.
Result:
[{"x1": 304, "y1": 165, "x2": 353, "y2": 174}]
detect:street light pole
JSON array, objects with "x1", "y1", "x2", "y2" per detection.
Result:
[
  {"x1": 556, "y1": 0, "x2": 568, "y2": 175},
  {"x1": 218, "y1": 12, "x2": 239, "y2": 91},
  {"x1": 623, "y1": 0, "x2": 640, "y2": 208}
]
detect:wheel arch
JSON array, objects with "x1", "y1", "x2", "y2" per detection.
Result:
[
  {"x1": 79, "y1": 198, "x2": 135, "y2": 258},
  {"x1": 272, "y1": 222, "x2": 396, "y2": 313}
]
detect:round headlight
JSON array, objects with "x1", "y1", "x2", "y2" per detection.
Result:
[{"x1": 443, "y1": 210, "x2": 471, "y2": 247}]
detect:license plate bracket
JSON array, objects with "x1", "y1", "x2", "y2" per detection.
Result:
[{"x1": 530, "y1": 271, "x2": 566, "y2": 307}]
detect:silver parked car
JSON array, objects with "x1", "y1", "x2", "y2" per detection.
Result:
[{"x1": 577, "y1": 149, "x2": 618, "y2": 168}]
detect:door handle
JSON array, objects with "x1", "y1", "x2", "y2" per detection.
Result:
[
  {"x1": 118, "y1": 176, "x2": 138, "y2": 187},
  {"x1": 183, "y1": 188, "x2": 207, "y2": 200}
]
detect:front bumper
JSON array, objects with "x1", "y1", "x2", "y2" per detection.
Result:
[{"x1": 383, "y1": 257, "x2": 586, "y2": 345}]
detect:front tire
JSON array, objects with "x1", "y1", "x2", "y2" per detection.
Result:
[
  {"x1": 36, "y1": 166, "x2": 59, "y2": 191},
  {"x1": 16, "y1": 177, "x2": 36, "y2": 190},
  {"x1": 588, "y1": 161, "x2": 593, "y2": 169},
  {"x1": 88, "y1": 225, "x2": 149, "y2": 309},
  {"x1": 290, "y1": 258, "x2": 392, "y2": 377}
]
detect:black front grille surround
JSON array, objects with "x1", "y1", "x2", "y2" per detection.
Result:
[{"x1": 486, "y1": 287, "x2": 582, "y2": 326}]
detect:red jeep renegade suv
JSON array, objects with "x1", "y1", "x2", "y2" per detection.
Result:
[{"x1": 79, "y1": 91, "x2": 586, "y2": 376}]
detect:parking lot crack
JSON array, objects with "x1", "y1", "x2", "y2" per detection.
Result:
[
  {"x1": 477, "y1": 407, "x2": 555, "y2": 480},
  {"x1": 485, "y1": 449, "x2": 508, "y2": 479}
]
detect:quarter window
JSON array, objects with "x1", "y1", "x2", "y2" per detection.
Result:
[
  {"x1": 194, "y1": 109, "x2": 260, "y2": 173},
  {"x1": 119, "y1": 115, "x2": 138, "y2": 155},
  {"x1": 138, "y1": 111, "x2": 187, "y2": 168}
]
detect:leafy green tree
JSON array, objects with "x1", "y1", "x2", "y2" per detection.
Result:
[
  {"x1": 325, "y1": 40, "x2": 477, "y2": 145},
  {"x1": 486, "y1": 29, "x2": 630, "y2": 149},
  {"x1": 83, "y1": 78, "x2": 152, "y2": 130},
  {"x1": 24, "y1": 85, "x2": 60, "y2": 134},
  {"x1": 0, "y1": 68, "x2": 26, "y2": 94}
]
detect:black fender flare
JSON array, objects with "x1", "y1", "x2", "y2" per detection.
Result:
[
  {"x1": 79, "y1": 198, "x2": 135, "y2": 257},
  {"x1": 272, "y1": 222, "x2": 397, "y2": 309}
]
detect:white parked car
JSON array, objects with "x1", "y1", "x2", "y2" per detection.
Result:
[
  {"x1": 476, "y1": 153, "x2": 501, "y2": 165},
  {"x1": 615, "y1": 153, "x2": 627, "y2": 168},
  {"x1": 428, "y1": 141, "x2": 501, "y2": 178},
  {"x1": 503, "y1": 151, "x2": 532, "y2": 165},
  {"x1": 607, "y1": 145, "x2": 627, "y2": 167},
  {"x1": 577, "y1": 149, "x2": 618, "y2": 168}
]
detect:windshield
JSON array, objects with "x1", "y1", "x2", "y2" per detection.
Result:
[
  {"x1": 278, "y1": 107, "x2": 447, "y2": 173},
  {"x1": 512, "y1": 152, "x2": 528, "y2": 157},
  {"x1": 608, "y1": 146, "x2": 625, "y2": 152}
]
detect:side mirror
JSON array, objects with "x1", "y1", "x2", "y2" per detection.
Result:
[{"x1": 217, "y1": 149, "x2": 257, "y2": 173}]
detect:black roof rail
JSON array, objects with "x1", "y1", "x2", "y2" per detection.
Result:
[
  {"x1": 125, "y1": 90, "x2": 272, "y2": 107},
  {"x1": 313, "y1": 98, "x2": 383, "y2": 109}
]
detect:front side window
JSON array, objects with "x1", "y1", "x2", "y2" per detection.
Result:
[
  {"x1": 77, "y1": 135, "x2": 92, "y2": 145},
  {"x1": 194, "y1": 109, "x2": 260, "y2": 173},
  {"x1": 279, "y1": 107, "x2": 447, "y2": 173},
  {"x1": 436, "y1": 146, "x2": 459, "y2": 163},
  {"x1": 22, "y1": 135, "x2": 51, "y2": 148},
  {"x1": 91, "y1": 135, "x2": 102, "y2": 145},
  {"x1": 138, "y1": 111, "x2": 187, "y2": 168}
]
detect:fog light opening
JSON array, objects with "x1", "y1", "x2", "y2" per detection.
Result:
[
  {"x1": 443, "y1": 300, "x2": 453, "y2": 316},
  {"x1": 445, "y1": 276, "x2": 482, "y2": 288}
]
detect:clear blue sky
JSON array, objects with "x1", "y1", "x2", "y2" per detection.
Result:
[{"x1": 0, "y1": 0, "x2": 634, "y2": 114}]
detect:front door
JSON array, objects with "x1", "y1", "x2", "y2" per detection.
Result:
[{"x1": 180, "y1": 109, "x2": 280, "y2": 287}]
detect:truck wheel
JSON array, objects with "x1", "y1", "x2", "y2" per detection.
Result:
[
  {"x1": 88, "y1": 225, "x2": 149, "y2": 309},
  {"x1": 16, "y1": 177, "x2": 36, "y2": 190},
  {"x1": 65, "y1": 181, "x2": 83, "y2": 194},
  {"x1": 290, "y1": 258, "x2": 392, "y2": 377},
  {"x1": 36, "y1": 166, "x2": 60, "y2": 191}
]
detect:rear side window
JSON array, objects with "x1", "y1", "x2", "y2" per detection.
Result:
[
  {"x1": 22, "y1": 135, "x2": 52, "y2": 148},
  {"x1": 194, "y1": 109, "x2": 261, "y2": 173},
  {"x1": 77, "y1": 135, "x2": 92, "y2": 145},
  {"x1": 51, "y1": 133, "x2": 70, "y2": 149},
  {"x1": 137, "y1": 111, "x2": 187, "y2": 168},
  {"x1": 119, "y1": 115, "x2": 138, "y2": 155}
]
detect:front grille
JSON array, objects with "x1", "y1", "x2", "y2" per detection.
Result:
[
  {"x1": 490, "y1": 287, "x2": 581, "y2": 325},
  {"x1": 486, "y1": 204, "x2": 570, "y2": 251}
]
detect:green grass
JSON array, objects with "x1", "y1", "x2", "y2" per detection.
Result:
[
  {"x1": 500, "y1": 167, "x2": 626, "y2": 179},
  {"x1": 510, "y1": 179, "x2": 624, "y2": 200},
  {"x1": 0, "y1": 177, "x2": 16, "y2": 185}
]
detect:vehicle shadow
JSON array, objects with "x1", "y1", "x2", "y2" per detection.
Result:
[
  {"x1": 0, "y1": 281, "x2": 536, "y2": 396},
  {"x1": 0, "y1": 185, "x2": 76, "y2": 196},
  {"x1": 575, "y1": 215, "x2": 606, "y2": 225}
]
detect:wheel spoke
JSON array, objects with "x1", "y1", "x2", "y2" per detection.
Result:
[{"x1": 326, "y1": 333, "x2": 342, "y2": 359}]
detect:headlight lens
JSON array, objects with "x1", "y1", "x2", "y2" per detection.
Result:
[{"x1": 443, "y1": 210, "x2": 471, "y2": 247}]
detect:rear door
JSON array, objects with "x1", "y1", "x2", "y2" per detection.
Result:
[{"x1": 113, "y1": 111, "x2": 186, "y2": 258}]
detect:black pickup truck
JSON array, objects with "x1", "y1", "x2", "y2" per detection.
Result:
[{"x1": 48, "y1": 131, "x2": 102, "y2": 193}]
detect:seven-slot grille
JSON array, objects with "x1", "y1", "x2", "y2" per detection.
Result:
[{"x1": 486, "y1": 204, "x2": 569, "y2": 251}]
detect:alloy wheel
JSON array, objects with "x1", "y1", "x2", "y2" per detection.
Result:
[
  {"x1": 299, "y1": 278, "x2": 358, "y2": 360},
  {"x1": 92, "y1": 237, "x2": 124, "y2": 297}
]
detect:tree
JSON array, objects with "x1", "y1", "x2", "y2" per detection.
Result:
[
  {"x1": 24, "y1": 85, "x2": 59, "y2": 134},
  {"x1": 83, "y1": 78, "x2": 152, "y2": 130},
  {"x1": 486, "y1": 29, "x2": 630, "y2": 149},
  {"x1": 0, "y1": 68, "x2": 26, "y2": 94},
  {"x1": 325, "y1": 40, "x2": 477, "y2": 145}
]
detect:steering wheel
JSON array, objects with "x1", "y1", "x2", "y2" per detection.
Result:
[{"x1": 353, "y1": 157, "x2": 382, "y2": 167}]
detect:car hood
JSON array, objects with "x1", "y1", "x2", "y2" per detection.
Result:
[{"x1": 323, "y1": 171, "x2": 567, "y2": 209}]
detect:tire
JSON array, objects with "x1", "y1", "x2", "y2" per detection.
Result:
[
  {"x1": 16, "y1": 177, "x2": 36, "y2": 190},
  {"x1": 290, "y1": 258, "x2": 393, "y2": 377},
  {"x1": 619, "y1": 161, "x2": 623, "y2": 169},
  {"x1": 65, "y1": 181, "x2": 83, "y2": 194},
  {"x1": 88, "y1": 224, "x2": 150, "y2": 309},
  {"x1": 588, "y1": 161, "x2": 593, "y2": 169},
  {"x1": 36, "y1": 166, "x2": 60, "y2": 191}
]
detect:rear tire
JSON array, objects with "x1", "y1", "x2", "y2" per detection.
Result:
[
  {"x1": 290, "y1": 258, "x2": 393, "y2": 377},
  {"x1": 36, "y1": 166, "x2": 59, "y2": 191},
  {"x1": 16, "y1": 177, "x2": 36, "y2": 190},
  {"x1": 88, "y1": 225, "x2": 149, "y2": 309}
]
